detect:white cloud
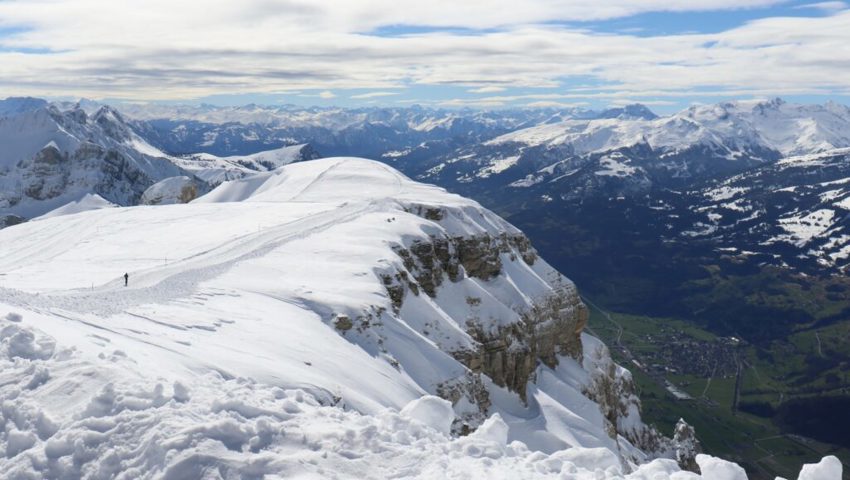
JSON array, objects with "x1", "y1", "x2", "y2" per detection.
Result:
[
  {"x1": 469, "y1": 86, "x2": 507, "y2": 94},
  {"x1": 350, "y1": 91, "x2": 401, "y2": 99},
  {"x1": 793, "y1": 1, "x2": 847, "y2": 11},
  {"x1": 298, "y1": 90, "x2": 337, "y2": 99},
  {"x1": 0, "y1": 1, "x2": 847, "y2": 102}
]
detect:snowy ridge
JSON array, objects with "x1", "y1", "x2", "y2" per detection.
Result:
[
  {"x1": 35, "y1": 193, "x2": 117, "y2": 220},
  {"x1": 172, "y1": 144, "x2": 320, "y2": 185}
]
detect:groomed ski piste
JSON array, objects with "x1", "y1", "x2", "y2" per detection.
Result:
[{"x1": 0, "y1": 158, "x2": 841, "y2": 479}]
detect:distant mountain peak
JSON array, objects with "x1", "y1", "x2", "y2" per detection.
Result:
[
  {"x1": 0, "y1": 96, "x2": 49, "y2": 118},
  {"x1": 598, "y1": 103, "x2": 658, "y2": 120}
]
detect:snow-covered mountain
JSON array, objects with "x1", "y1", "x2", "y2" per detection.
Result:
[
  {"x1": 167, "y1": 143, "x2": 320, "y2": 185},
  {"x1": 4, "y1": 157, "x2": 833, "y2": 478},
  {"x1": 0, "y1": 98, "x2": 186, "y2": 225},
  {"x1": 411, "y1": 99, "x2": 850, "y2": 201},
  {"x1": 0, "y1": 98, "x2": 320, "y2": 226},
  {"x1": 120, "y1": 103, "x2": 617, "y2": 160}
]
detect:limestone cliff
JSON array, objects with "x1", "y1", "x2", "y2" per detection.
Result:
[{"x1": 371, "y1": 203, "x2": 668, "y2": 453}]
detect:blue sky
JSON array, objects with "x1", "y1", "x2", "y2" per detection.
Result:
[{"x1": 1, "y1": 0, "x2": 849, "y2": 112}]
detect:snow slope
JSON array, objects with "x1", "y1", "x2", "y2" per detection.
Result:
[
  {"x1": 0, "y1": 158, "x2": 839, "y2": 478},
  {"x1": 35, "y1": 193, "x2": 117, "y2": 220}
]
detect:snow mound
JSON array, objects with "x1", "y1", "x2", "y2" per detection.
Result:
[
  {"x1": 695, "y1": 454, "x2": 748, "y2": 480},
  {"x1": 798, "y1": 455, "x2": 843, "y2": 480},
  {"x1": 36, "y1": 193, "x2": 117, "y2": 220},
  {"x1": 1, "y1": 318, "x2": 826, "y2": 479},
  {"x1": 400, "y1": 396, "x2": 455, "y2": 436}
]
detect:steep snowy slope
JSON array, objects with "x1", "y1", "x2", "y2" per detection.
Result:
[{"x1": 0, "y1": 103, "x2": 186, "y2": 224}]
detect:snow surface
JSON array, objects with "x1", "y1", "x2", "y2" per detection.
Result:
[
  {"x1": 1, "y1": 314, "x2": 839, "y2": 478},
  {"x1": 475, "y1": 156, "x2": 520, "y2": 179},
  {"x1": 35, "y1": 193, "x2": 118, "y2": 220},
  {"x1": 0, "y1": 158, "x2": 838, "y2": 478},
  {"x1": 776, "y1": 209, "x2": 836, "y2": 246}
]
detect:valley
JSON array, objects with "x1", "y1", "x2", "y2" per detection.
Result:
[{"x1": 585, "y1": 304, "x2": 850, "y2": 479}]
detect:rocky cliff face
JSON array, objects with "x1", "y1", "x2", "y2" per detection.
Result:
[
  {"x1": 388, "y1": 223, "x2": 586, "y2": 397},
  {"x1": 0, "y1": 104, "x2": 187, "y2": 222},
  {"x1": 369, "y1": 203, "x2": 666, "y2": 448}
]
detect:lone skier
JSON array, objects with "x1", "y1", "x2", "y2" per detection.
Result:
[{"x1": 124, "y1": 273, "x2": 129, "y2": 287}]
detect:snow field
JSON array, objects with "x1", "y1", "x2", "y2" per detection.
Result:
[{"x1": 5, "y1": 315, "x2": 840, "y2": 479}]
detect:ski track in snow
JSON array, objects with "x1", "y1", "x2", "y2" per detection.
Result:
[{"x1": 0, "y1": 201, "x2": 379, "y2": 317}]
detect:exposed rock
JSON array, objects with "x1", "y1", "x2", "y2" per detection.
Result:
[
  {"x1": 455, "y1": 234, "x2": 503, "y2": 280},
  {"x1": 383, "y1": 229, "x2": 586, "y2": 403},
  {"x1": 1, "y1": 214, "x2": 26, "y2": 228},
  {"x1": 333, "y1": 314, "x2": 353, "y2": 332},
  {"x1": 673, "y1": 418, "x2": 702, "y2": 473},
  {"x1": 436, "y1": 372, "x2": 491, "y2": 434},
  {"x1": 379, "y1": 273, "x2": 406, "y2": 313},
  {"x1": 140, "y1": 176, "x2": 200, "y2": 205},
  {"x1": 457, "y1": 321, "x2": 536, "y2": 402},
  {"x1": 393, "y1": 236, "x2": 459, "y2": 297}
]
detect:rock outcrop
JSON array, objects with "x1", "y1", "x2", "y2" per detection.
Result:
[
  {"x1": 673, "y1": 418, "x2": 702, "y2": 473},
  {"x1": 384, "y1": 206, "x2": 587, "y2": 405},
  {"x1": 140, "y1": 176, "x2": 200, "y2": 205}
]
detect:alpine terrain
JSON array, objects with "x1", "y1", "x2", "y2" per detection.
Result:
[
  {"x1": 4, "y1": 157, "x2": 829, "y2": 478},
  {"x1": 0, "y1": 96, "x2": 846, "y2": 479}
]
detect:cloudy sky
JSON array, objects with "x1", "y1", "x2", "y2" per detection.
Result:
[{"x1": 0, "y1": 0, "x2": 848, "y2": 111}]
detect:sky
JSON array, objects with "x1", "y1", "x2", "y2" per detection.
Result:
[{"x1": 0, "y1": 0, "x2": 849, "y2": 112}]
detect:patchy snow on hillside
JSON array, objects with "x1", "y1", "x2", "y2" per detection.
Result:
[
  {"x1": 776, "y1": 209, "x2": 836, "y2": 246},
  {"x1": 595, "y1": 153, "x2": 638, "y2": 177},
  {"x1": 475, "y1": 156, "x2": 520, "y2": 178}
]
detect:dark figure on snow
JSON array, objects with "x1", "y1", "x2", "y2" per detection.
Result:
[{"x1": 124, "y1": 273, "x2": 129, "y2": 287}]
